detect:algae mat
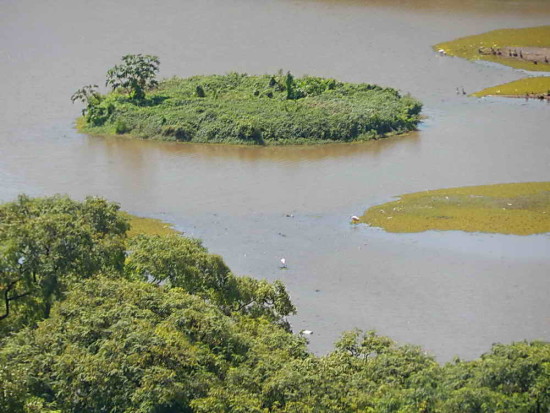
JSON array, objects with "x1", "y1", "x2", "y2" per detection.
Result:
[
  {"x1": 361, "y1": 182, "x2": 550, "y2": 235},
  {"x1": 435, "y1": 26, "x2": 550, "y2": 72}
]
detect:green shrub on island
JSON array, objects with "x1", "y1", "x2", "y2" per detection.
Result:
[{"x1": 74, "y1": 56, "x2": 422, "y2": 145}]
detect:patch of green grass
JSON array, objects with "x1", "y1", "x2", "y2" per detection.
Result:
[
  {"x1": 121, "y1": 212, "x2": 179, "y2": 238},
  {"x1": 77, "y1": 73, "x2": 422, "y2": 145},
  {"x1": 472, "y1": 76, "x2": 550, "y2": 97},
  {"x1": 360, "y1": 182, "x2": 550, "y2": 235},
  {"x1": 434, "y1": 25, "x2": 550, "y2": 72}
]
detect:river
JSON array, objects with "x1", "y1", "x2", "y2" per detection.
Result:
[{"x1": 1, "y1": 0, "x2": 549, "y2": 361}]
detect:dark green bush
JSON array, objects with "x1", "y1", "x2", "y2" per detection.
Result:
[{"x1": 114, "y1": 119, "x2": 128, "y2": 134}]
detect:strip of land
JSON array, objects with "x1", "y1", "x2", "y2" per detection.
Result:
[
  {"x1": 434, "y1": 25, "x2": 550, "y2": 72},
  {"x1": 472, "y1": 76, "x2": 550, "y2": 99},
  {"x1": 360, "y1": 182, "x2": 550, "y2": 235}
]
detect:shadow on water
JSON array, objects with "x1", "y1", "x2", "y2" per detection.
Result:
[{"x1": 300, "y1": 0, "x2": 550, "y2": 15}]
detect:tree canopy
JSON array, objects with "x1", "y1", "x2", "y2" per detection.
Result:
[
  {"x1": 1, "y1": 195, "x2": 548, "y2": 412},
  {"x1": 0, "y1": 195, "x2": 128, "y2": 333}
]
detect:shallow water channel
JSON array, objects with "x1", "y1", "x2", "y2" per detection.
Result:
[{"x1": 1, "y1": 0, "x2": 549, "y2": 361}]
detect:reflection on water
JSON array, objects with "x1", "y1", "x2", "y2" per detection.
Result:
[
  {"x1": 1, "y1": 0, "x2": 549, "y2": 361},
  {"x1": 86, "y1": 132, "x2": 421, "y2": 163},
  {"x1": 303, "y1": 0, "x2": 550, "y2": 15}
]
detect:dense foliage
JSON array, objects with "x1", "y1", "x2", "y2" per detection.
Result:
[
  {"x1": 1, "y1": 195, "x2": 548, "y2": 412},
  {"x1": 76, "y1": 67, "x2": 422, "y2": 145},
  {"x1": 0, "y1": 195, "x2": 128, "y2": 333}
]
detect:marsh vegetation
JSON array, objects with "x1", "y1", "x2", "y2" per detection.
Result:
[{"x1": 361, "y1": 182, "x2": 550, "y2": 235}]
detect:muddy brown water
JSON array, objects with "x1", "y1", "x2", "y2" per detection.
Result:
[{"x1": 1, "y1": 0, "x2": 549, "y2": 361}]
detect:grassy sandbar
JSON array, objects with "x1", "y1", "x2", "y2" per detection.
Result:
[
  {"x1": 360, "y1": 182, "x2": 550, "y2": 235},
  {"x1": 121, "y1": 212, "x2": 179, "y2": 237},
  {"x1": 472, "y1": 76, "x2": 550, "y2": 98},
  {"x1": 434, "y1": 26, "x2": 550, "y2": 72}
]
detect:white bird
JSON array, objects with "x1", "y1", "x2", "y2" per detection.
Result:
[
  {"x1": 351, "y1": 215, "x2": 360, "y2": 223},
  {"x1": 438, "y1": 49, "x2": 446, "y2": 55},
  {"x1": 280, "y1": 258, "x2": 287, "y2": 269},
  {"x1": 301, "y1": 330, "x2": 313, "y2": 336}
]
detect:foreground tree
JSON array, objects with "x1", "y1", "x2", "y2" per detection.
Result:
[
  {"x1": 126, "y1": 234, "x2": 296, "y2": 326},
  {"x1": 106, "y1": 54, "x2": 160, "y2": 101},
  {"x1": 1, "y1": 195, "x2": 549, "y2": 413},
  {"x1": 0, "y1": 195, "x2": 128, "y2": 332},
  {"x1": 0, "y1": 277, "x2": 308, "y2": 412}
]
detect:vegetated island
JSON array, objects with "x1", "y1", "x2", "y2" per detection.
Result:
[
  {"x1": 2, "y1": 194, "x2": 549, "y2": 412},
  {"x1": 359, "y1": 182, "x2": 550, "y2": 235},
  {"x1": 435, "y1": 25, "x2": 550, "y2": 100},
  {"x1": 73, "y1": 55, "x2": 422, "y2": 145}
]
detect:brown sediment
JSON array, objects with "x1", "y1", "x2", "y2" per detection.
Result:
[
  {"x1": 435, "y1": 26, "x2": 550, "y2": 72},
  {"x1": 497, "y1": 93, "x2": 550, "y2": 101},
  {"x1": 478, "y1": 46, "x2": 550, "y2": 66}
]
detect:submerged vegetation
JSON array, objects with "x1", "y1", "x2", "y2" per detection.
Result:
[
  {"x1": 361, "y1": 182, "x2": 550, "y2": 235},
  {"x1": 1, "y1": 195, "x2": 549, "y2": 412},
  {"x1": 74, "y1": 55, "x2": 422, "y2": 145},
  {"x1": 434, "y1": 25, "x2": 550, "y2": 72}
]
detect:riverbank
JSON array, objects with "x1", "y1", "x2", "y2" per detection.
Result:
[
  {"x1": 434, "y1": 25, "x2": 550, "y2": 72},
  {"x1": 360, "y1": 182, "x2": 550, "y2": 235},
  {"x1": 77, "y1": 73, "x2": 422, "y2": 145}
]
